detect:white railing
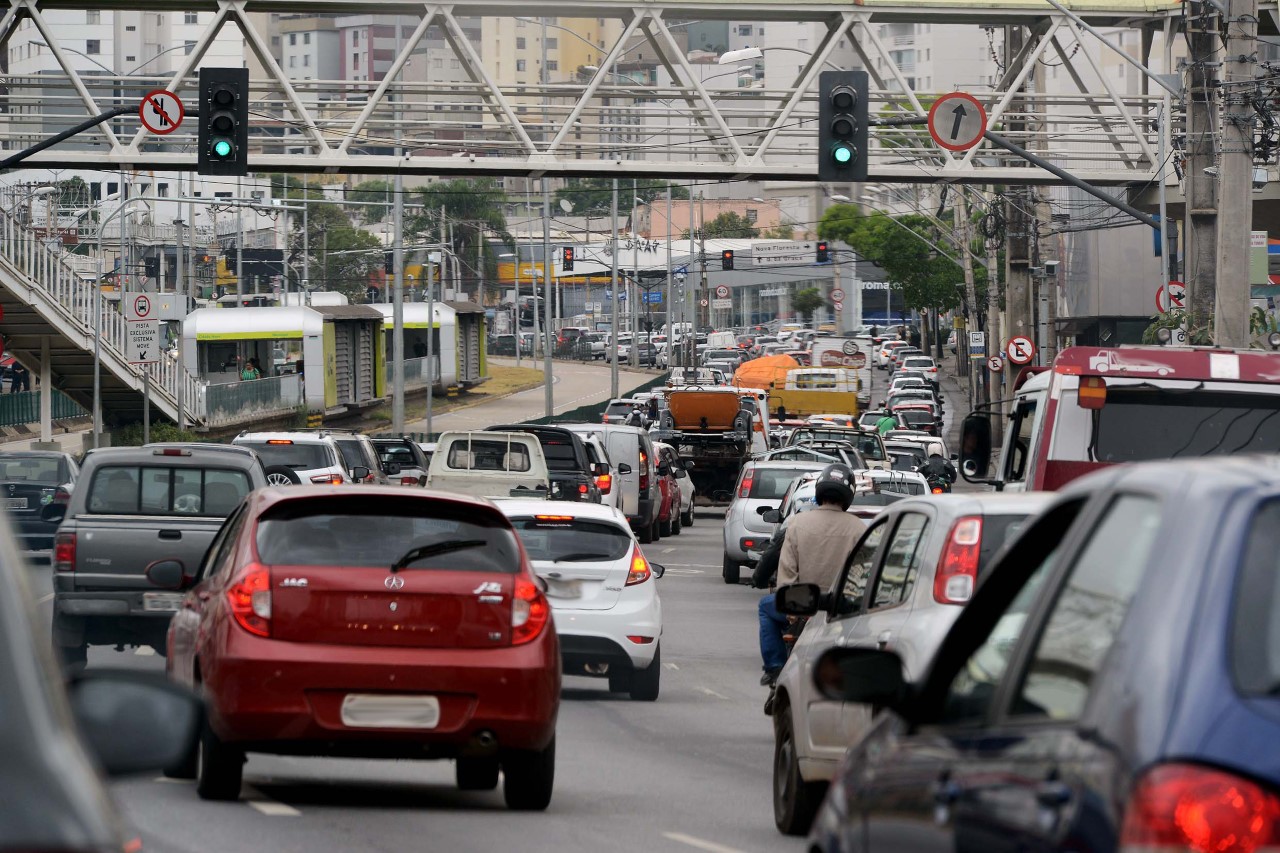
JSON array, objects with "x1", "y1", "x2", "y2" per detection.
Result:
[{"x1": 203, "y1": 374, "x2": 303, "y2": 426}]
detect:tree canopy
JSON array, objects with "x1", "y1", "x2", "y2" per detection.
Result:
[
  {"x1": 792, "y1": 287, "x2": 826, "y2": 323},
  {"x1": 555, "y1": 179, "x2": 689, "y2": 216},
  {"x1": 408, "y1": 177, "x2": 512, "y2": 290},
  {"x1": 683, "y1": 211, "x2": 758, "y2": 240}
]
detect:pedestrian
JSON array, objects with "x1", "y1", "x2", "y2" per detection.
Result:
[
  {"x1": 626, "y1": 406, "x2": 644, "y2": 428},
  {"x1": 8, "y1": 363, "x2": 27, "y2": 394},
  {"x1": 646, "y1": 396, "x2": 659, "y2": 424},
  {"x1": 240, "y1": 357, "x2": 261, "y2": 382}
]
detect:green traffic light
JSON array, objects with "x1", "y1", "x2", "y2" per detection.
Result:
[
  {"x1": 831, "y1": 143, "x2": 854, "y2": 165},
  {"x1": 212, "y1": 138, "x2": 233, "y2": 158}
]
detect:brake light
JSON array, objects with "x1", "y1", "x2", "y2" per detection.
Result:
[
  {"x1": 1079, "y1": 376, "x2": 1108, "y2": 410},
  {"x1": 266, "y1": 439, "x2": 294, "y2": 445},
  {"x1": 153, "y1": 448, "x2": 191, "y2": 456},
  {"x1": 934, "y1": 516, "x2": 982, "y2": 604},
  {"x1": 511, "y1": 575, "x2": 549, "y2": 645},
  {"x1": 932, "y1": 486, "x2": 945, "y2": 494},
  {"x1": 739, "y1": 465, "x2": 755, "y2": 498},
  {"x1": 638, "y1": 450, "x2": 649, "y2": 492},
  {"x1": 626, "y1": 547, "x2": 651, "y2": 585},
  {"x1": 579, "y1": 483, "x2": 589, "y2": 495},
  {"x1": 400, "y1": 476, "x2": 418, "y2": 485},
  {"x1": 1120, "y1": 763, "x2": 1280, "y2": 853},
  {"x1": 534, "y1": 514, "x2": 573, "y2": 521},
  {"x1": 310, "y1": 473, "x2": 344, "y2": 484},
  {"x1": 54, "y1": 532, "x2": 75, "y2": 572},
  {"x1": 227, "y1": 565, "x2": 271, "y2": 637},
  {"x1": 596, "y1": 473, "x2": 612, "y2": 494}
]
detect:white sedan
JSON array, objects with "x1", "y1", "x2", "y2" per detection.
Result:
[{"x1": 499, "y1": 501, "x2": 665, "y2": 701}]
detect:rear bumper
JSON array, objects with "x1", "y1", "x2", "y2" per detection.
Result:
[
  {"x1": 202, "y1": 627, "x2": 560, "y2": 755},
  {"x1": 551, "y1": 594, "x2": 661, "y2": 673},
  {"x1": 54, "y1": 588, "x2": 177, "y2": 645}
]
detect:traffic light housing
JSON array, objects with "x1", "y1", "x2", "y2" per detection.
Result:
[
  {"x1": 198, "y1": 67, "x2": 249, "y2": 176},
  {"x1": 816, "y1": 241, "x2": 829, "y2": 263},
  {"x1": 562, "y1": 246, "x2": 575, "y2": 271},
  {"x1": 721, "y1": 249, "x2": 734, "y2": 270},
  {"x1": 818, "y1": 70, "x2": 869, "y2": 183}
]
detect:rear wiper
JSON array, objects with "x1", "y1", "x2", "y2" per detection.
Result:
[
  {"x1": 552, "y1": 552, "x2": 613, "y2": 562},
  {"x1": 390, "y1": 540, "x2": 487, "y2": 573}
]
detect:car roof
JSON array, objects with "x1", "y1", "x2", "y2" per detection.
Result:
[
  {"x1": 80, "y1": 445, "x2": 260, "y2": 466},
  {"x1": 749, "y1": 460, "x2": 831, "y2": 470},
  {"x1": 496, "y1": 499, "x2": 629, "y2": 525},
  {"x1": 251, "y1": 484, "x2": 505, "y2": 512},
  {"x1": 144, "y1": 442, "x2": 257, "y2": 457},
  {"x1": 0, "y1": 449, "x2": 71, "y2": 458},
  {"x1": 888, "y1": 491, "x2": 1056, "y2": 517},
  {"x1": 236, "y1": 431, "x2": 336, "y2": 444}
]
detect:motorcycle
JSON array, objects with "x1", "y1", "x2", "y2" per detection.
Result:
[
  {"x1": 764, "y1": 614, "x2": 809, "y2": 716},
  {"x1": 926, "y1": 474, "x2": 953, "y2": 495}
]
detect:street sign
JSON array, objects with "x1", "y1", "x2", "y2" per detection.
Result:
[
  {"x1": 968, "y1": 330, "x2": 986, "y2": 360},
  {"x1": 751, "y1": 240, "x2": 812, "y2": 268},
  {"x1": 1006, "y1": 335, "x2": 1036, "y2": 365},
  {"x1": 699, "y1": 299, "x2": 709, "y2": 307},
  {"x1": 712, "y1": 298, "x2": 732, "y2": 309},
  {"x1": 927, "y1": 92, "x2": 987, "y2": 152},
  {"x1": 833, "y1": 302, "x2": 843, "y2": 312},
  {"x1": 125, "y1": 292, "x2": 153, "y2": 321},
  {"x1": 830, "y1": 288, "x2": 845, "y2": 303},
  {"x1": 715, "y1": 285, "x2": 730, "y2": 298},
  {"x1": 642, "y1": 291, "x2": 663, "y2": 304},
  {"x1": 987, "y1": 354, "x2": 1005, "y2": 373},
  {"x1": 139, "y1": 89, "x2": 184, "y2": 135},
  {"x1": 125, "y1": 321, "x2": 161, "y2": 364},
  {"x1": 1156, "y1": 281, "x2": 1187, "y2": 313}
]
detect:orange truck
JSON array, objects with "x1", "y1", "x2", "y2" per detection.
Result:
[{"x1": 659, "y1": 387, "x2": 770, "y2": 505}]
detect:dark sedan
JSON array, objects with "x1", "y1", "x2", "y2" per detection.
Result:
[
  {"x1": 0, "y1": 450, "x2": 78, "y2": 555},
  {"x1": 807, "y1": 456, "x2": 1280, "y2": 852}
]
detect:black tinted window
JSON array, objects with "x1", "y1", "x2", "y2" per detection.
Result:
[
  {"x1": 751, "y1": 468, "x2": 812, "y2": 499},
  {"x1": 1231, "y1": 499, "x2": 1280, "y2": 695},
  {"x1": 1093, "y1": 390, "x2": 1280, "y2": 460},
  {"x1": 539, "y1": 439, "x2": 580, "y2": 471},
  {"x1": 509, "y1": 516, "x2": 632, "y2": 561},
  {"x1": 239, "y1": 441, "x2": 333, "y2": 471},
  {"x1": 335, "y1": 439, "x2": 370, "y2": 469},
  {"x1": 257, "y1": 498, "x2": 519, "y2": 572},
  {"x1": 86, "y1": 466, "x2": 250, "y2": 516},
  {"x1": 979, "y1": 515, "x2": 1032, "y2": 573}
]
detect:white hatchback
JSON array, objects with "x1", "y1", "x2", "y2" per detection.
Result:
[{"x1": 500, "y1": 501, "x2": 665, "y2": 701}]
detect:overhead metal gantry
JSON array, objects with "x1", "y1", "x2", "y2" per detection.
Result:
[{"x1": 0, "y1": 0, "x2": 1195, "y2": 185}]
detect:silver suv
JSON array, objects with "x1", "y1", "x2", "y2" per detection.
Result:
[{"x1": 232, "y1": 431, "x2": 360, "y2": 485}]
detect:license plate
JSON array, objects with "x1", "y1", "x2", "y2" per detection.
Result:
[
  {"x1": 5, "y1": 498, "x2": 27, "y2": 509},
  {"x1": 546, "y1": 578, "x2": 582, "y2": 599},
  {"x1": 341, "y1": 694, "x2": 440, "y2": 729},
  {"x1": 142, "y1": 592, "x2": 183, "y2": 612}
]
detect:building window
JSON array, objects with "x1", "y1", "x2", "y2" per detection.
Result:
[
  {"x1": 516, "y1": 59, "x2": 526, "y2": 71},
  {"x1": 516, "y1": 37, "x2": 526, "y2": 50},
  {"x1": 158, "y1": 183, "x2": 169, "y2": 197},
  {"x1": 450, "y1": 58, "x2": 460, "y2": 68},
  {"x1": 184, "y1": 41, "x2": 195, "y2": 55},
  {"x1": 546, "y1": 60, "x2": 558, "y2": 71},
  {"x1": 303, "y1": 54, "x2": 310, "y2": 67},
  {"x1": 304, "y1": 32, "x2": 310, "y2": 45},
  {"x1": 289, "y1": 55, "x2": 296, "y2": 68},
  {"x1": 353, "y1": 30, "x2": 359, "y2": 45},
  {"x1": 86, "y1": 10, "x2": 100, "y2": 23},
  {"x1": 353, "y1": 53, "x2": 359, "y2": 68},
  {"x1": 546, "y1": 37, "x2": 557, "y2": 49},
  {"x1": 271, "y1": 36, "x2": 280, "y2": 47},
  {"x1": 126, "y1": 25, "x2": 136, "y2": 32},
  {"x1": 289, "y1": 33, "x2": 297, "y2": 46},
  {"x1": 432, "y1": 57, "x2": 443, "y2": 69},
  {"x1": 185, "y1": 11, "x2": 198, "y2": 24},
  {"x1": 746, "y1": 209, "x2": 758, "y2": 223},
  {"x1": 738, "y1": 24, "x2": 752, "y2": 35},
  {"x1": 86, "y1": 39, "x2": 100, "y2": 55},
  {"x1": 125, "y1": 55, "x2": 136, "y2": 62}
]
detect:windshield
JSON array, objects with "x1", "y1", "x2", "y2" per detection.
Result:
[
  {"x1": 508, "y1": 516, "x2": 632, "y2": 561},
  {"x1": 257, "y1": 497, "x2": 519, "y2": 571},
  {"x1": 86, "y1": 466, "x2": 250, "y2": 516},
  {"x1": 239, "y1": 441, "x2": 333, "y2": 471},
  {"x1": 901, "y1": 410, "x2": 936, "y2": 427},
  {"x1": 1232, "y1": 499, "x2": 1280, "y2": 694},
  {"x1": 751, "y1": 466, "x2": 819, "y2": 499},
  {"x1": 707, "y1": 350, "x2": 739, "y2": 360},
  {"x1": 0, "y1": 454, "x2": 66, "y2": 484}
]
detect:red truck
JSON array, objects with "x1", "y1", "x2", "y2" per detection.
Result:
[{"x1": 960, "y1": 345, "x2": 1280, "y2": 491}]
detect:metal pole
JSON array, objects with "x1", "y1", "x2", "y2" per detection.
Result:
[
  {"x1": 687, "y1": 182, "x2": 696, "y2": 366},
  {"x1": 93, "y1": 255, "x2": 102, "y2": 448},
  {"x1": 665, "y1": 185, "x2": 673, "y2": 356},
  {"x1": 427, "y1": 255, "x2": 435, "y2": 434},
  {"x1": 237, "y1": 177, "x2": 246, "y2": 295},
  {"x1": 302, "y1": 189, "x2": 310, "y2": 300},
  {"x1": 143, "y1": 373, "x2": 150, "y2": 444},
  {"x1": 175, "y1": 217, "x2": 185, "y2": 429},
  {"x1": 631, "y1": 179, "x2": 639, "y2": 368},
  {"x1": 39, "y1": 336, "x2": 50, "y2": 443},
  {"x1": 1157, "y1": 98, "x2": 1172, "y2": 286},
  {"x1": 542, "y1": 179, "x2": 554, "y2": 419},
  {"x1": 392, "y1": 170, "x2": 405, "y2": 434},
  {"x1": 515, "y1": 241, "x2": 523, "y2": 368},
  {"x1": 610, "y1": 180, "x2": 619, "y2": 398}
]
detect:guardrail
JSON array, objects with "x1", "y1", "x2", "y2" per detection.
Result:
[
  {"x1": 403, "y1": 355, "x2": 441, "y2": 388},
  {"x1": 203, "y1": 374, "x2": 302, "y2": 427},
  {"x1": 0, "y1": 389, "x2": 87, "y2": 428}
]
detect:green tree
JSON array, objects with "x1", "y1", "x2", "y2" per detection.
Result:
[
  {"x1": 345, "y1": 179, "x2": 394, "y2": 223},
  {"x1": 556, "y1": 179, "x2": 689, "y2": 215},
  {"x1": 282, "y1": 180, "x2": 382, "y2": 301},
  {"x1": 683, "y1": 211, "x2": 758, "y2": 239},
  {"x1": 408, "y1": 177, "x2": 512, "y2": 293},
  {"x1": 759, "y1": 224, "x2": 796, "y2": 239},
  {"x1": 792, "y1": 287, "x2": 827, "y2": 325}
]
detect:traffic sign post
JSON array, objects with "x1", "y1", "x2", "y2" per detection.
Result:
[
  {"x1": 987, "y1": 354, "x2": 1005, "y2": 373},
  {"x1": 968, "y1": 330, "x2": 986, "y2": 360},
  {"x1": 1156, "y1": 281, "x2": 1187, "y2": 314},
  {"x1": 830, "y1": 288, "x2": 845, "y2": 303},
  {"x1": 139, "y1": 89, "x2": 184, "y2": 135},
  {"x1": 1006, "y1": 335, "x2": 1036, "y2": 365},
  {"x1": 124, "y1": 291, "x2": 153, "y2": 321},
  {"x1": 927, "y1": 92, "x2": 987, "y2": 152}
]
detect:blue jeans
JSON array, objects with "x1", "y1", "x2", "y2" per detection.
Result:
[{"x1": 758, "y1": 594, "x2": 789, "y2": 672}]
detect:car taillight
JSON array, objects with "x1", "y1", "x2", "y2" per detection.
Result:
[
  {"x1": 1120, "y1": 763, "x2": 1280, "y2": 853},
  {"x1": 626, "y1": 547, "x2": 651, "y2": 585},
  {"x1": 934, "y1": 516, "x2": 982, "y2": 604},
  {"x1": 310, "y1": 473, "x2": 344, "y2": 484},
  {"x1": 578, "y1": 483, "x2": 589, "y2": 496},
  {"x1": 400, "y1": 476, "x2": 418, "y2": 485},
  {"x1": 638, "y1": 451, "x2": 649, "y2": 492},
  {"x1": 596, "y1": 473, "x2": 612, "y2": 494},
  {"x1": 738, "y1": 466, "x2": 755, "y2": 498},
  {"x1": 53, "y1": 532, "x2": 75, "y2": 572},
  {"x1": 227, "y1": 565, "x2": 271, "y2": 637},
  {"x1": 931, "y1": 486, "x2": 945, "y2": 494},
  {"x1": 511, "y1": 575, "x2": 549, "y2": 645}
]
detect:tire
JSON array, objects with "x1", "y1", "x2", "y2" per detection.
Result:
[
  {"x1": 773, "y1": 706, "x2": 826, "y2": 836},
  {"x1": 671, "y1": 512, "x2": 682, "y2": 535},
  {"x1": 629, "y1": 644, "x2": 661, "y2": 702},
  {"x1": 682, "y1": 507, "x2": 694, "y2": 527},
  {"x1": 659, "y1": 517, "x2": 672, "y2": 537},
  {"x1": 195, "y1": 720, "x2": 244, "y2": 801},
  {"x1": 502, "y1": 737, "x2": 555, "y2": 811},
  {"x1": 164, "y1": 731, "x2": 199, "y2": 780},
  {"x1": 650, "y1": 520, "x2": 661, "y2": 542},
  {"x1": 263, "y1": 465, "x2": 301, "y2": 486},
  {"x1": 722, "y1": 555, "x2": 741, "y2": 585},
  {"x1": 607, "y1": 670, "x2": 632, "y2": 692},
  {"x1": 456, "y1": 756, "x2": 500, "y2": 791},
  {"x1": 638, "y1": 522, "x2": 653, "y2": 544},
  {"x1": 57, "y1": 642, "x2": 87, "y2": 675}
]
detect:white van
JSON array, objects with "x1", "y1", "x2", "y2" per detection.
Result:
[
  {"x1": 706, "y1": 331, "x2": 737, "y2": 350},
  {"x1": 426, "y1": 431, "x2": 550, "y2": 499},
  {"x1": 561, "y1": 423, "x2": 663, "y2": 543}
]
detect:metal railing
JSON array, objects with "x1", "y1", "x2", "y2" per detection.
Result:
[
  {"x1": 403, "y1": 355, "x2": 441, "y2": 388},
  {"x1": 203, "y1": 374, "x2": 303, "y2": 426},
  {"x1": 0, "y1": 389, "x2": 87, "y2": 428}
]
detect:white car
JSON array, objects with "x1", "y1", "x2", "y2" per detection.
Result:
[
  {"x1": 233, "y1": 431, "x2": 352, "y2": 485},
  {"x1": 875, "y1": 339, "x2": 910, "y2": 369},
  {"x1": 499, "y1": 501, "x2": 665, "y2": 701}
]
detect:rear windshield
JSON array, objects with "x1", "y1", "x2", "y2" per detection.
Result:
[
  {"x1": 903, "y1": 357, "x2": 935, "y2": 368},
  {"x1": 256, "y1": 497, "x2": 519, "y2": 572},
  {"x1": 376, "y1": 444, "x2": 418, "y2": 469},
  {"x1": 1233, "y1": 499, "x2": 1280, "y2": 694},
  {"x1": 239, "y1": 441, "x2": 333, "y2": 471},
  {"x1": 876, "y1": 478, "x2": 926, "y2": 496},
  {"x1": 538, "y1": 437, "x2": 580, "y2": 472},
  {"x1": 508, "y1": 516, "x2": 632, "y2": 561},
  {"x1": 979, "y1": 514, "x2": 1033, "y2": 573},
  {"x1": 445, "y1": 437, "x2": 531, "y2": 472},
  {"x1": 751, "y1": 467, "x2": 813, "y2": 499},
  {"x1": 334, "y1": 439, "x2": 371, "y2": 470},
  {"x1": 606, "y1": 402, "x2": 635, "y2": 416},
  {"x1": 901, "y1": 410, "x2": 935, "y2": 426},
  {"x1": 707, "y1": 350, "x2": 739, "y2": 360},
  {"x1": 0, "y1": 454, "x2": 66, "y2": 485},
  {"x1": 86, "y1": 465, "x2": 251, "y2": 516}
]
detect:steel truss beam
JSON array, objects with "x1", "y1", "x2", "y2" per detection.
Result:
[{"x1": 0, "y1": 0, "x2": 1182, "y2": 186}]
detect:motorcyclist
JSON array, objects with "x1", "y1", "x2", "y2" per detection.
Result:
[
  {"x1": 875, "y1": 412, "x2": 898, "y2": 435},
  {"x1": 756, "y1": 463, "x2": 867, "y2": 685},
  {"x1": 918, "y1": 451, "x2": 957, "y2": 486}
]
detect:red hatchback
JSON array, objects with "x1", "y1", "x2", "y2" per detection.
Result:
[{"x1": 163, "y1": 486, "x2": 560, "y2": 809}]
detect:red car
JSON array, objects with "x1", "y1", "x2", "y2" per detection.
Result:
[
  {"x1": 162, "y1": 486, "x2": 560, "y2": 809},
  {"x1": 654, "y1": 445, "x2": 682, "y2": 537}
]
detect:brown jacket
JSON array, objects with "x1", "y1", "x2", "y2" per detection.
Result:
[{"x1": 777, "y1": 503, "x2": 868, "y2": 590}]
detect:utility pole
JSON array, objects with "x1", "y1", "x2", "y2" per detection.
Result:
[
  {"x1": 956, "y1": 194, "x2": 978, "y2": 407},
  {"x1": 175, "y1": 218, "x2": 185, "y2": 430},
  {"x1": 610, "y1": 180, "x2": 620, "y2": 398},
  {"x1": 391, "y1": 170, "x2": 405, "y2": 434},
  {"x1": 1214, "y1": 0, "x2": 1257, "y2": 347},
  {"x1": 1185, "y1": 0, "x2": 1220, "y2": 329},
  {"x1": 1003, "y1": 25, "x2": 1035, "y2": 389},
  {"x1": 542, "y1": 179, "x2": 554, "y2": 418}
]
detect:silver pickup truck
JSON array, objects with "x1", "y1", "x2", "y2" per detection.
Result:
[{"x1": 47, "y1": 443, "x2": 266, "y2": 669}]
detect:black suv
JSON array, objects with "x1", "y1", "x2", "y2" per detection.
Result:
[{"x1": 485, "y1": 424, "x2": 604, "y2": 503}]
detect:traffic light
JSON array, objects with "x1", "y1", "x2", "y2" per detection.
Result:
[
  {"x1": 721, "y1": 249, "x2": 734, "y2": 270},
  {"x1": 818, "y1": 70, "x2": 868, "y2": 183},
  {"x1": 144, "y1": 256, "x2": 160, "y2": 279},
  {"x1": 198, "y1": 67, "x2": 249, "y2": 176},
  {"x1": 562, "y1": 246, "x2": 575, "y2": 271},
  {"x1": 816, "y1": 241, "x2": 829, "y2": 263}
]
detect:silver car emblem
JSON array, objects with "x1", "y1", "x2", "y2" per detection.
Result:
[{"x1": 385, "y1": 575, "x2": 405, "y2": 590}]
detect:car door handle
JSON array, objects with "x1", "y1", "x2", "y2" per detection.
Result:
[
  {"x1": 877, "y1": 630, "x2": 892, "y2": 648},
  {"x1": 1035, "y1": 780, "x2": 1072, "y2": 808},
  {"x1": 158, "y1": 530, "x2": 182, "y2": 540}
]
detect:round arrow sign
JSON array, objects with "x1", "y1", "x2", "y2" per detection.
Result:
[{"x1": 927, "y1": 92, "x2": 987, "y2": 152}]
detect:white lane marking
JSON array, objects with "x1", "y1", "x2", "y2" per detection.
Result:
[
  {"x1": 664, "y1": 662, "x2": 680, "y2": 670},
  {"x1": 658, "y1": 563, "x2": 716, "y2": 569},
  {"x1": 248, "y1": 799, "x2": 301, "y2": 817},
  {"x1": 134, "y1": 646, "x2": 156, "y2": 657},
  {"x1": 661, "y1": 568, "x2": 704, "y2": 576},
  {"x1": 698, "y1": 687, "x2": 729, "y2": 700},
  {"x1": 663, "y1": 832, "x2": 748, "y2": 853},
  {"x1": 36, "y1": 592, "x2": 54, "y2": 604},
  {"x1": 662, "y1": 547, "x2": 676, "y2": 553}
]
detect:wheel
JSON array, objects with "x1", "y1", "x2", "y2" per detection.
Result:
[
  {"x1": 57, "y1": 642, "x2": 87, "y2": 675},
  {"x1": 722, "y1": 555, "x2": 741, "y2": 585},
  {"x1": 682, "y1": 507, "x2": 694, "y2": 527},
  {"x1": 456, "y1": 756, "x2": 500, "y2": 791},
  {"x1": 164, "y1": 727, "x2": 200, "y2": 779},
  {"x1": 638, "y1": 522, "x2": 653, "y2": 544},
  {"x1": 263, "y1": 465, "x2": 301, "y2": 486},
  {"x1": 502, "y1": 737, "x2": 555, "y2": 811},
  {"x1": 629, "y1": 644, "x2": 661, "y2": 702},
  {"x1": 773, "y1": 706, "x2": 826, "y2": 835},
  {"x1": 659, "y1": 517, "x2": 672, "y2": 537},
  {"x1": 671, "y1": 512, "x2": 682, "y2": 535},
  {"x1": 195, "y1": 719, "x2": 244, "y2": 801},
  {"x1": 608, "y1": 670, "x2": 632, "y2": 692},
  {"x1": 650, "y1": 520, "x2": 661, "y2": 542}
]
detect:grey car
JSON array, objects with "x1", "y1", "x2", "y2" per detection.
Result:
[
  {"x1": 722, "y1": 460, "x2": 828, "y2": 584},
  {"x1": 768, "y1": 492, "x2": 1054, "y2": 835}
]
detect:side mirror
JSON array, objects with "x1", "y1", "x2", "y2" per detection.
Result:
[
  {"x1": 684, "y1": 460, "x2": 695, "y2": 470},
  {"x1": 386, "y1": 462, "x2": 402, "y2": 476},
  {"x1": 650, "y1": 562, "x2": 666, "y2": 578},
  {"x1": 762, "y1": 509, "x2": 781, "y2": 524},
  {"x1": 145, "y1": 559, "x2": 188, "y2": 590},
  {"x1": 959, "y1": 415, "x2": 993, "y2": 481},
  {"x1": 617, "y1": 463, "x2": 633, "y2": 475},
  {"x1": 67, "y1": 670, "x2": 201, "y2": 777},
  {"x1": 351, "y1": 466, "x2": 371, "y2": 482},
  {"x1": 590, "y1": 462, "x2": 609, "y2": 476},
  {"x1": 776, "y1": 583, "x2": 822, "y2": 616},
  {"x1": 657, "y1": 465, "x2": 671, "y2": 476},
  {"x1": 41, "y1": 502, "x2": 67, "y2": 523},
  {"x1": 813, "y1": 647, "x2": 910, "y2": 708}
]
